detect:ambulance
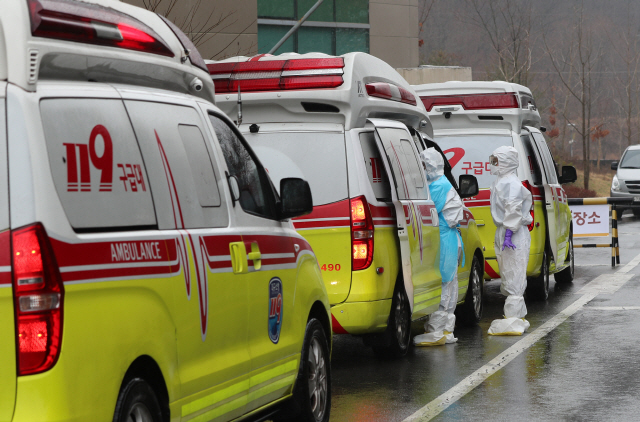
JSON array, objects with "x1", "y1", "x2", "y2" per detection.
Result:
[
  {"x1": 0, "y1": 1, "x2": 332, "y2": 421},
  {"x1": 207, "y1": 52, "x2": 485, "y2": 358},
  {"x1": 413, "y1": 81, "x2": 577, "y2": 300}
]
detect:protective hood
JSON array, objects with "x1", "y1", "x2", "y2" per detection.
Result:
[
  {"x1": 421, "y1": 148, "x2": 444, "y2": 182},
  {"x1": 492, "y1": 145, "x2": 519, "y2": 177}
]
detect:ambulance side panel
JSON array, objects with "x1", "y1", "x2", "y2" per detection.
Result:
[
  {"x1": 0, "y1": 82, "x2": 16, "y2": 422},
  {"x1": 9, "y1": 84, "x2": 179, "y2": 422}
]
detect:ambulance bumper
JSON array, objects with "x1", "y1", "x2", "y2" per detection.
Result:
[{"x1": 330, "y1": 299, "x2": 392, "y2": 335}]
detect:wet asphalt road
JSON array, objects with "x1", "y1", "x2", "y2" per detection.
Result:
[{"x1": 329, "y1": 213, "x2": 640, "y2": 421}]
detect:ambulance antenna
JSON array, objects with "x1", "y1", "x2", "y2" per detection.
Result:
[{"x1": 237, "y1": 86, "x2": 243, "y2": 127}]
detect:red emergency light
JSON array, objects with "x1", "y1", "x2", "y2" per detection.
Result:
[
  {"x1": 365, "y1": 82, "x2": 417, "y2": 106},
  {"x1": 420, "y1": 92, "x2": 519, "y2": 112},
  {"x1": 27, "y1": 0, "x2": 174, "y2": 57},
  {"x1": 207, "y1": 57, "x2": 345, "y2": 94}
]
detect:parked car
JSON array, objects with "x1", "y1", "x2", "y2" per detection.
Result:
[
  {"x1": 611, "y1": 145, "x2": 640, "y2": 216},
  {"x1": 1, "y1": 1, "x2": 331, "y2": 421},
  {"x1": 207, "y1": 52, "x2": 485, "y2": 358},
  {"x1": 413, "y1": 81, "x2": 578, "y2": 300}
]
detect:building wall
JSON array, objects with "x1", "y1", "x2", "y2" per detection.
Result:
[
  {"x1": 123, "y1": 0, "x2": 259, "y2": 60},
  {"x1": 256, "y1": 0, "x2": 370, "y2": 56},
  {"x1": 123, "y1": 0, "x2": 418, "y2": 66},
  {"x1": 370, "y1": 0, "x2": 419, "y2": 68}
]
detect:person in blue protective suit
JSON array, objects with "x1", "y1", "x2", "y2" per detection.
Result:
[
  {"x1": 414, "y1": 148, "x2": 465, "y2": 346},
  {"x1": 488, "y1": 145, "x2": 533, "y2": 335}
]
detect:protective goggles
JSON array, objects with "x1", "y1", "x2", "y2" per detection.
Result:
[{"x1": 489, "y1": 155, "x2": 499, "y2": 166}]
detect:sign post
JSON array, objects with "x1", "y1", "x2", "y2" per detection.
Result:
[{"x1": 568, "y1": 197, "x2": 635, "y2": 267}]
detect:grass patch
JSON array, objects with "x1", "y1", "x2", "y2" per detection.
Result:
[{"x1": 569, "y1": 169, "x2": 613, "y2": 198}]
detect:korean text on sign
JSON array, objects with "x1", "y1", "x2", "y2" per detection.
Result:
[{"x1": 570, "y1": 204, "x2": 609, "y2": 237}]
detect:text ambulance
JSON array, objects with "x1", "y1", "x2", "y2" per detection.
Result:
[
  {"x1": 0, "y1": 1, "x2": 332, "y2": 421},
  {"x1": 413, "y1": 81, "x2": 577, "y2": 300},
  {"x1": 207, "y1": 52, "x2": 485, "y2": 357}
]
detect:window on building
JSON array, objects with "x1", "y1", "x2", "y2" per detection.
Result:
[{"x1": 257, "y1": 0, "x2": 369, "y2": 56}]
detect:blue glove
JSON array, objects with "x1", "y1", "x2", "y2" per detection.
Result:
[{"x1": 502, "y1": 229, "x2": 516, "y2": 251}]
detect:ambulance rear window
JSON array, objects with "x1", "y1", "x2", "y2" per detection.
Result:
[
  {"x1": 435, "y1": 134, "x2": 513, "y2": 189},
  {"x1": 41, "y1": 98, "x2": 157, "y2": 231},
  {"x1": 241, "y1": 131, "x2": 348, "y2": 207},
  {"x1": 521, "y1": 134, "x2": 543, "y2": 185}
]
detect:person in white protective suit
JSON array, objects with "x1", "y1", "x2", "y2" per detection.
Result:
[
  {"x1": 414, "y1": 148, "x2": 465, "y2": 346},
  {"x1": 488, "y1": 145, "x2": 533, "y2": 335}
]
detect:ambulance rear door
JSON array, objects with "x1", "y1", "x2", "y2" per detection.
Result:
[
  {"x1": 0, "y1": 82, "x2": 15, "y2": 422},
  {"x1": 528, "y1": 128, "x2": 562, "y2": 264},
  {"x1": 238, "y1": 123, "x2": 352, "y2": 305},
  {"x1": 368, "y1": 118, "x2": 440, "y2": 315}
]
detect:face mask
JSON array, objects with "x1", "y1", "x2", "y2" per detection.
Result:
[{"x1": 490, "y1": 163, "x2": 499, "y2": 175}]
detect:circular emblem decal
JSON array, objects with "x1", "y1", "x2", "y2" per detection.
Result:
[{"x1": 268, "y1": 277, "x2": 283, "y2": 344}]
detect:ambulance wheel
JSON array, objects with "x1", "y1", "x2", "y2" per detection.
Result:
[
  {"x1": 554, "y1": 234, "x2": 574, "y2": 284},
  {"x1": 276, "y1": 319, "x2": 330, "y2": 422},
  {"x1": 456, "y1": 255, "x2": 484, "y2": 326},
  {"x1": 371, "y1": 283, "x2": 411, "y2": 358},
  {"x1": 113, "y1": 378, "x2": 164, "y2": 422},
  {"x1": 527, "y1": 249, "x2": 549, "y2": 301}
]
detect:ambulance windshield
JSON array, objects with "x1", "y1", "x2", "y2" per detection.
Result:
[
  {"x1": 435, "y1": 134, "x2": 513, "y2": 189},
  {"x1": 243, "y1": 131, "x2": 348, "y2": 206}
]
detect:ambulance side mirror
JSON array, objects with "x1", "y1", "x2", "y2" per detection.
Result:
[
  {"x1": 559, "y1": 166, "x2": 577, "y2": 184},
  {"x1": 458, "y1": 175, "x2": 479, "y2": 199},
  {"x1": 611, "y1": 161, "x2": 619, "y2": 171},
  {"x1": 279, "y1": 178, "x2": 313, "y2": 220}
]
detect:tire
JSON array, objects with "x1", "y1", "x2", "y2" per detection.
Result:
[
  {"x1": 527, "y1": 249, "x2": 550, "y2": 301},
  {"x1": 633, "y1": 209, "x2": 640, "y2": 218},
  {"x1": 554, "y1": 234, "x2": 574, "y2": 284},
  {"x1": 113, "y1": 378, "x2": 164, "y2": 422},
  {"x1": 455, "y1": 255, "x2": 484, "y2": 326},
  {"x1": 276, "y1": 319, "x2": 331, "y2": 422},
  {"x1": 371, "y1": 282, "x2": 412, "y2": 358}
]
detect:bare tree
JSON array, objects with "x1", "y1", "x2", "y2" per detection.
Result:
[
  {"x1": 418, "y1": 0, "x2": 436, "y2": 48},
  {"x1": 463, "y1": 0, "x2": 534, "y2": 85},
  {"x1": 142, "y1": 0, "x2": 256, "y2": 59},
  {"x1": 543, "y1": 2, "x2": 603, "y2": 190},
  {"x1": 608, "y1": 5, "x2": 640, "y2": 149}
]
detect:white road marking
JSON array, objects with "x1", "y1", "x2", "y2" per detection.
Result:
[
  {"x1": 616, "y1": 252, "x2": 640, "y2": 273},
  {"x1": 585, "y1": 306, "x2": 640, "y2": 311},
  {"x1": 402, "y1": 251, "x2": 640, "y2": 422},
  {"x1": 576, "y1": 273, "x2": 634, "y2": 295}
]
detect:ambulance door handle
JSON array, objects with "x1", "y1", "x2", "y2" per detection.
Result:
[
  {"x1": 229, "y1": 242, "x2": 248, "y2": 274},
  {"x1": 247, "y1": 242, "x2": 262, "y2": 271}
]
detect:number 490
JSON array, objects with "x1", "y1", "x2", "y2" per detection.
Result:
[{"x1": 321, "y1": 264, "x2": 341, "y2": 271}]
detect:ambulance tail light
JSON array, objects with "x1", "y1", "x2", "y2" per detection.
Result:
[
  {"x1": 207, "y1": 58, "x2": 345, "y2": 94},
  {"x1": 365, "y1": 83, "x2": 418, "y2": 106},
  {"x1": 27, "y1": 0, "x2": 174, "y2": 57},
  {"x1": 522, "y1": 181, "x2": 535, "y2": 232},
  {"x1": 12, "y1": 223, "x2": 64, "y2": 376},
  {"x1": 420, "y1": 92, "x2": 519, "y2": 112},
  {"x1": 351, "y1": 196, "x2": 374, "y2": 271}
]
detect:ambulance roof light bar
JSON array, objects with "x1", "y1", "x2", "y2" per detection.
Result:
[
  {"x1": 366, "y1": 82, "x2": 418, "y2": 106},
  {"x1": 207, "y1": 57, "x2": 345, "y2": 94},
  {"x1": 420, "y1": 92, "x2": 519, "y2": 112},
  {"x1": 27, "y1": 0, "x2": 174, "y2": 57}
]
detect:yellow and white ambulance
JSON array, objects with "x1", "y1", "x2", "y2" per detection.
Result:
[
  {"x1": 207, "y1": 53, "x2": 485, "y2": 357},
  {"x1": 413, "y1": 81, "x2": 577, "y2": 300},
  {"x1": 0, "y1": 1, "x2": 332, "y2": 421}
]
